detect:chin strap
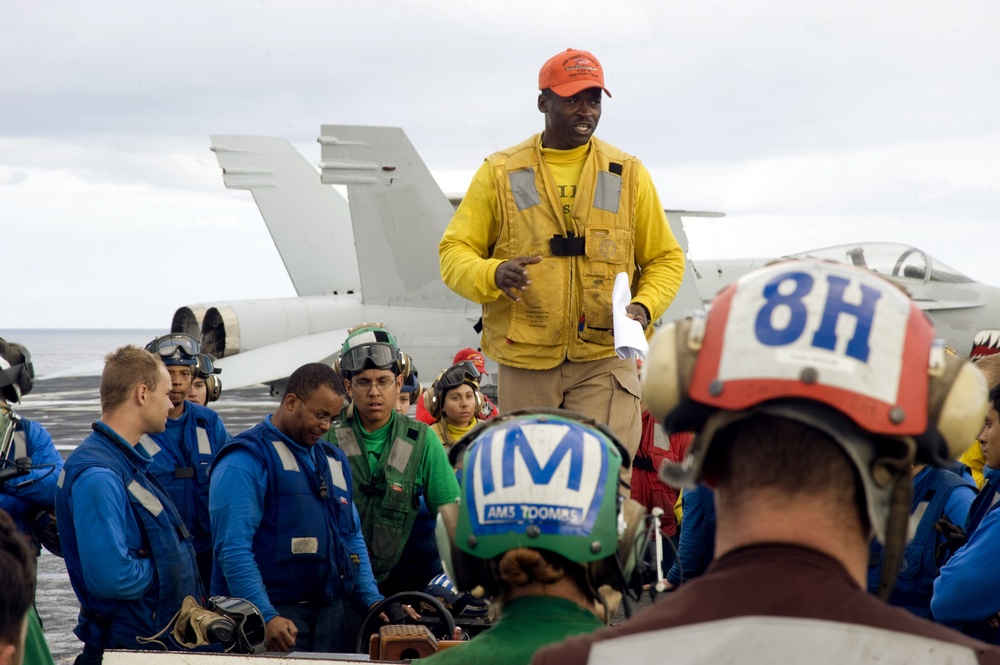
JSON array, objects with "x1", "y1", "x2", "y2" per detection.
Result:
[{"x1": 876, "y1": 464, "x2": 914, "y2": 600}]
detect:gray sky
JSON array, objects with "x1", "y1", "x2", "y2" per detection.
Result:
[{"x1": 2, "y1": 0, "x2": 998, "y2": 329}]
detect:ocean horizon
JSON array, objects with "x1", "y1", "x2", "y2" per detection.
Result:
[{"x1": 1, "y1": 328, "x2": 164, "y2": 376}]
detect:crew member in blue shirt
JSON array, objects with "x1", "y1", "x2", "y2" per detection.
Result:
[
  {"x1": 210, "y1": 363, "x2": 383, "y2": 653},
  {"x1": 56, "y1": 346, "x2": 203, "y2": 663},
  {"x1": 142, "y1": 334, "x2": 229, "y2": 587},
  {"x1": 1, "y1": 337, "x2": 63, "y2": 556}
]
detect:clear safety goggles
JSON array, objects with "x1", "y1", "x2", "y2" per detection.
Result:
[
  {"x1": 146, "y1": 334, "x2": 202, "y2": 360},
  {"x1": 340, "y1": 342, "x2": 399, "y2": 374}
]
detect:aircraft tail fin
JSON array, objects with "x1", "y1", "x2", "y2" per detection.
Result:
[
  {"x1": 318, "y1": 126, "x2": 462, "y2": 309},
  {"x1": 661, "y1": 210, "x2": 726, "y2": 321},
  {"x1": 210, "y1": 135, "x2": 360, "y2": 297}
]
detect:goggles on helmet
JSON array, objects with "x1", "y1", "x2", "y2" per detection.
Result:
[
  {"x1": 146, "y1": 333, "x2": 201, "y2": 361},
  {"x1": 194, "y1": 353, "x2": 220, "y2": 379},
  {"x1": 436, "y1": 361, "x2": 481, "y2": 391},
  {"x1": 340, "y1": 342, "x2": 400, "y2": 374}
]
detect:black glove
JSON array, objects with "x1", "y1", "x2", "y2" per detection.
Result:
[{"x1": 933, "y1": 516, "x2": 968, "y2": 567}]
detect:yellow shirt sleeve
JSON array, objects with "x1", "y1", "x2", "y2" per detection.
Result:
[
  {"x1": 439, "y1": 161, "x2": 507, "y2": 304},
  {"x1": 631, "y1": 163, "x2": 686, "y2": 322}
]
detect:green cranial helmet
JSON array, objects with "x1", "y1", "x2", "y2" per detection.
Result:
[
  {"x1": 436, "y1": 409, "x2": 647, "y2": 597},
  {"x1": 338, "y1": 325, "x2": 405, "y2": 378}
]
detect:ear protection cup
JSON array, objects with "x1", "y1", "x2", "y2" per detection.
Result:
[
  {"x1": 204, "y1": 374, "x2": 223, "y2": 403},
  {"x1": 397, "y1": 351, "x2": 412, "y2": 382},
  {"x1": 332, "y1": 356, "x2": 342, "y2": 380},
  {"x1": 435, "y1": 503, "x2": 492, "y2": 595},
  {"x1": 641, "y1": 317, "x2": 701, "y2": 429},
  {"x1": 586, "y1": 496, "x2": 648, "y2": 590},
  {"x1": 926, "y1": 352, "x2": 989, "y2": 461}
]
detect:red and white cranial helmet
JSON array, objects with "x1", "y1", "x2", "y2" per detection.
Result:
[{"x1": 643, "y1": 259, "x2": 987, "y2": 480}]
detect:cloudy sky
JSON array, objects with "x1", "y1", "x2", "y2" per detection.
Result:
[{"x1": 2, "y1": 0, "x2": 997, "y2": 329}]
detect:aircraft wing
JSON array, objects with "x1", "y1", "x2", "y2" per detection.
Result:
[
  {"x1": 210, "y1": 136, "x2": 360, "y2": 297},
  {"x1": 911, "y1": 299, "x2": 984, "y2": 312},
  {"x1": 212, "y1": 329, "x2": 350, "y2": 390}
]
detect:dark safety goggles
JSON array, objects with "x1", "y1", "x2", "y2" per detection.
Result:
[
  {"x1": 145, "y1": 333, "x2": 201, "y2": 360},
  {"x1": 194, "y1": 353, "x2": 220, "y2": 379},
  {"x1": 437, "y1": 360, "x2": 481, "y2": 391},
  {"x1": 340, "y1": 342, "x2": 400, "y2": 374}
]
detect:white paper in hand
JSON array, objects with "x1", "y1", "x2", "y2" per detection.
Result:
[{"x1": 612, "y1": 272, "x2": 649, "y2": 361}]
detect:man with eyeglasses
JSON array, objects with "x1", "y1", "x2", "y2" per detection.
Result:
[
  {"x1": 210, "y1": 362, "x2": 384, "y2": 653},
  {"x1": 142, "y1": 333, "x2": 230, "y2": 587},
  {"x1": 323, "y1": 326, "x2": 460, "y2": 592}
]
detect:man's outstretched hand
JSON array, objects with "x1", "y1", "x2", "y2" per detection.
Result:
[{"x1": 495, "y1": 256, "x2": 543, "y2": 301}]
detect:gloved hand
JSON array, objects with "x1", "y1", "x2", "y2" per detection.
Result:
[{"x1": 933, "y1": 516, "x2": 968, "y2": 567}]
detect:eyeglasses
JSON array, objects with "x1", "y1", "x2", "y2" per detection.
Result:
[
  {"x1": 340, "y1": 343, "x2": 400, "y2": 374},
  {"x1": 145, "y1": 333, "x2": 201, "y2": 359},
  {"x1": 436, "y1": 361, "x2": 481, "y2": 391},
  {"x1": 351, "y1": 376, "x2": 397, "y2": 391},
  {"x1": 297, "y1": 396, "x2": 339, "y2": 426}
]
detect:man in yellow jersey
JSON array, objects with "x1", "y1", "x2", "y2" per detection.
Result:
[{"x1": 439, "y1": 48, "x2": 685, "y2": 462}]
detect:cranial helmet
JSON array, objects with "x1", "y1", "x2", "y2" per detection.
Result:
[
  {"x1": 424, "y1": 361, "x2": 484, "y2": 420},
  {"x1": 193, "y1": 353, "x2": 223, "y2": 403},
  {"x1": 0, "y1": 338, "x2": 35, "y2": 403},
  {"x1": 145, "y1": 333, "x2": 200, "y2": 367},
  {"x1": 335, "y1": 324, "x2": 410, "y2": 380},
  {"x1": 641, "y1": 259, "x2": 987, "y2": 596},
  {"x1": 436, "y1": 409, "x2": 648, "y2": 607}
]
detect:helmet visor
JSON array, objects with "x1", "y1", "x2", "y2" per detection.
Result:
[{"x1": 340, "y1": 342, "x2": 399, "y2": 374}]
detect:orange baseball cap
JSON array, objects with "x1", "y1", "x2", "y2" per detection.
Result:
[{"x1": 538, "y1": 48, "x2": 611, "y2": 98}]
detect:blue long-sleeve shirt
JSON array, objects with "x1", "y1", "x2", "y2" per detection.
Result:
[
  {"x1": 1, "y1": 418, "x2": 64, "y2": 533},
  {"x1": 667, "y1": 484, "x2": 716, "y2": 586},
  {"x1": 66, "y1": 462, "x2": 155, "y2": 600},
  {"x1": 932, "y1": 473, "x2": 1000, "y2": 626},
  {"x1": 210, "y1": 428, "x2": 382, "y2": 622}
]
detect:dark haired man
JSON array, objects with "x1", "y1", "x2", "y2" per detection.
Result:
[
  {"x1": 142, "y1": 334, "x2": 229, "y2": 587},
  {"x1": 323, "y1": 326, "x2": 459, "y2": 590},
  {"x1": 210, "y1": 362, "x2": 382, "y2": 653},
  {"x1": 534, "y1": 260, "x2": 1000, "y2": 663},
  {"x1": 0, "y1": 508, "x2": 37, "y2": 665},
  {"x1": 439, "y1": 48, "x2": 685, "y2": 471}
]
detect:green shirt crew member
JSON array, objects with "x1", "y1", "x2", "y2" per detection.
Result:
[{"x1": 324, "y1": 326, "x2": 459, "y2": 584}]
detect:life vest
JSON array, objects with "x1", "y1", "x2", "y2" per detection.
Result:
[
  {"x1": 212, "y1": 419, "x2": 358, "y2": 605},
  {"x1": 867, "y1": 467, "x2": 973, "y2": 618},
  {"x1": 56, "y1": 422, "x2": 202, "y2": 649},
  {"x1": 481, "y1": 135, "x2": 640, "y2": 368},
  {"x1": 330, "y1": 411, "x2": 428, "y2": 583},
  {"x1": 966, "y1": 466, "x2": 1000, "y2": 537},
  {"x1": 142, "y1": 403, "x2": 225, "y2": 554}
]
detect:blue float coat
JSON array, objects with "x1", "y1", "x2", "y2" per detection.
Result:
[
  {"x1": 210, "y1": 416, "x2": 382, "y2": 622},
  {"x1": 867, "y1": 466, "x2": 974, "y2": 618},
  {"x1": 933, "y1": 465, "x2": 1000, "y2": 633},
  {"x1": 965, "y1": 465, "x2": 1000, "y2": 537},
  {"x1": 1, "y1": 417, "x2": 63, "y2": 536},
  {"x1": 142, "y1": 401, "x2": 229, "y2": 554},
  {"x1": 56, "y1": 422, "x2": 202, "y2": 649}
]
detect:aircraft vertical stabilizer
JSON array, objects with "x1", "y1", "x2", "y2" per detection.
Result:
[
  {"x1": 318, "y1": 126, "x2": 463, "y2": 309},
  {"x1": 210, "y1": 135, "x2": 361, "y2": 297}
]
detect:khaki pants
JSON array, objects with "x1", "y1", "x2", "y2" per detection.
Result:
[{"x1": 498, "y1": 357, "x2": 641, "y2": 493}]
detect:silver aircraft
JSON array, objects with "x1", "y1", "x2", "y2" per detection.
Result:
[
  {"x1": 687, "y1": 243, "x2": 1000, "y2": 356},
  {"x1": 167, "y1": 128, "x2": 998, "y2": 396}
]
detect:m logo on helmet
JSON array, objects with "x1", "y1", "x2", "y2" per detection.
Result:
[{"x1": 465, "y1": 423, "x2": 607, "y2": 537}]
